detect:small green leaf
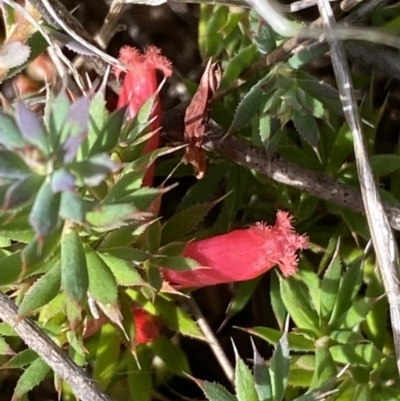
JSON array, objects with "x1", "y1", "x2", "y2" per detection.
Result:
[
  {"x1": 86, "y1": 204, "x2": 141, "y2": 230},
  {"x1": 152, "y1": 256, "x2": 200, "y2": 271},
  {"x1": 292, "y1": 111, "x2": 319, "y2": 150},
  {"x1": 319, "y1": 241, "x2": 341, "y2": 322},
  {"x1": 90, "y1": 106, "x2": 125, "y2": 156},
  {"x1": 98, "y1": 252, "x2": 145, "y2": 287},
  {"x1": 279, "y1": 275, "x2": 319, "y2": 334},
  {"x1": 253, "y1": 341, "x2": 272, "y2": 401},
  {"x1": 0, "y1": 111, "x2": 25, "y2": 149},
  {"x1": 46, "y1": 91, "x2": 70, "y2": 149},
  {"x1": 59, "y1": 191, "x2": 89, "y2": 222},
  {"x1": 61, "y1": 230, "x2": 88, "y2": 305},
  {"x1": 329, "y1": 257, "x2": 363, "y2": 324},
  {"x1": 197, "y1": 380, "x2": 237, "y2": 401},
  {"x1": 0, "y1": 150, "x2": 31, "y2": 179},
  {"x1": 102, "y1": 171, "x2": 143, "y2": 204},
  {"x1": 162, "y1": 196, "x2": 227, "y2": 245},
  {"x1": 152, "y1": 336, "x2": 191, "y2": 376},
  {"x1": 85, "y1": 247, "x2": 119, "y2": 305},
  {"x1": 310, "y1": 342, "x2": 337, "y2": 389},
  {"x1": 19, "y1": 262, "x2": 61, "y2": 316},
  {"x1": 221, "y1": 45, "x2": 257, "y2": 89},
  {"x1": 93, "y1": 323, "x2": 120, "y2": 390},
  {"x1": 270, "y1": 332, "x2": 290, "y2": 401},
  {"x1": 370, "y1": 154, "x2": 400, "y2": 176},
  {"x1": 3, "y1": 349, "x2": 38, "y2": 369},
  {"x1": 248, "y1": 327, "x2": 314, "y2": 352},
  {"x1": 3, "y1": 174, "x2": 44, "y2": 211},
  {"x1": 331, "y1": 297, "x2": 379, "y2": 330},
  {"x1": 29, "y1": 181, "x2": 60, "y2": 238},
  {"x1": 0, "y1": 252, "x2": 22, "y2": 286},
  {"x1": 329, "y1": 343, "x2": 384, "y2": 366},
  {"x1": 127, "y1": 348, "x2": 152, "y2": 401},
  {"x1": 0, "y1": 336, "x2": 15, "y2": 355},
  {"x1": 234, "y1": 346, "x2": 259, "y2": 401},
  {"x1": 228, "y1": 85, "x2": 266, "y2": 135},
  {"x1": 15, "y1": 102, "x2": 48, "y2": 154},
  {"x1": 12, "y1": 357, "x2": 50, "y2": 400}
]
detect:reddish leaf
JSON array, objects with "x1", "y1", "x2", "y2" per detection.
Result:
[{"x1": 183, "y1": 59, "x2": 221, "y2": 179}]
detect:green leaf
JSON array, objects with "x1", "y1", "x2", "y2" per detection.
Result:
[
  {"x1": 0, "y1": 336, "x2": 15, "y2": 355},
  {"x1": 0, "y1": 111, "x2": 25, "y2": 150},
  {"x1": 98, "y1": 252, "x2": 145, "y2": 287},
  {"x1": 2, "y1": 174, "x2": 44, "y2": 211},
  {"x1": 253, "y1": 342, "x2": 272, "y2": 401},
  {"x1": 152, "y1": 336, "x2": 191, "y2": 376},
  {"x1": 270, "y1": 272, "x2": 286, "y2": 330},
  {"x1": 86, "y1": 204, "x2": 141, "y2": 230},
  {"x1": 12, "y1": 357, "x2": 50, "y2": 400},
  {"x1": 85, "y1": 247, "x2": 119, "y2": 305},
  {"x1": 19, "y1": 262, "x2": 61, "y2": 316},
  {"x1": 319, "y1": 241, "x2": 341, "y2": 323},
  {"x1": 310, "y1": 343, "x2": 337, "y2": 389},
  {"x1": 90, "y1": 106, "x2": 125, "y2": 156},
  {"x1": 370, "y1": 154, "x2": 400, "y2": 176},
  {"x1": 202, "y1": 6, "x2": 229, "y2": 57},
  {"x1": 127, "y1": 348, "x2": 153, "y2": 401},
  {"x1": 225, "y1": 278, "x2": 260, "y2": 322},
  {"x1": 102, "y1": 171, "x2": 143, "y2": 204},
  {"x1": 228, "y1": 85, "x2": 266, "y2": 135},
  {"x1": 59, "y1": 191, "x2": 89, "y2": 222},
  {"x1": 329, "y1": 343, "x2": 384, "y2": 366},
  {"x1": 92, "y1": 323, "x2": 120, "y2": 390},
  {"x1": 234, "y1": 346, "x2": 259, "y2": 401},
  {"x1": 162, "y1": 197, "x2": 226, "y2": 244},
  {"x1": 279, "y1": 275, "x2": 319, "y2": 334},
  {"x1": 45, "y1": 91, "x2": 70, "y2": 149},
  {"x1": 331, "y1": 297, "x2": 379, "y2": 330},
  {"x1": 152, "y1": 256, "x2": 200, "y2": 271},
  {"x1": 61, "y1": 230, "x2": 88, "y2": 306},
  {"x1": 0, "y1": 252, "x2": 22, "y2": 286},
  {"x1": 325, "y1": 123, "x2": 353, "y2": 174},
  {"x1": 15, "y1": 101, "x2": 48, "y2": 154},
  {"x1": 0, "y1": 150, "x2": 30, "y2": 179},
  {"x1": 248, "y1": 327, "x2": 314, "y2": 352},
  {"x1": 221, "y1": 45, "x2": 257, "y2": 89},
  {"x1": 3, "y1": 349, "x2": 38, "y2": 369},
  {"x1": 29, "y1": 181, "x2": 60, "y2": 239},
  {"x1": 197, "y1": 380, "x2": 237, "y2": 401},
  {"x1": 292, "y1": 111, "x2": 319, "y2": 150},
  {"x1": 269, "y1": 332, "x2": 290, "y2": 401},
  {"x1": 329, "y1": 257, "x2": 363, "y2": 325}
]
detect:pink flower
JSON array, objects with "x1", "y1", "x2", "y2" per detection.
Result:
[
  {"x1": 115, "y1": 46, "x2": 172, "y2": 187},
  {"x1": 162, "y1": 211, "x2": 309, "y2": 288}
]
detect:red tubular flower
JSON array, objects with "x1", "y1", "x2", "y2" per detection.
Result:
[
  {"x1": 83, "y1": 307, "x2": 159, "y2": 344},
  {"x1": 133, "y1": 307, "x2": 160, "y2": 344},
  {"x1": 115, "y1": 46, "x2": 172, "y2": 187},
  {"x1": 162, "y1": 211, "x2": 309, "y2": 288}
]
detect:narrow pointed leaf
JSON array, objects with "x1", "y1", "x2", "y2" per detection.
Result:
[
  {"x1": 3, "y1": 174, "x2": 44, "y2": 210},
  {"x1": 19, "y1": 262, "x2": 61, "y2": 317},
  {"x1": 15, "y1": 102, "x2": 48, "y2": 154},
  {"x1": 270, "y1": 332, "x2": 290, "y2": 401},
  {"x1": 29, "y1": 181, "x2": 60, "y2": 238},
  {"x1": 85, "y1": 247, "x2": 118, "y2": 305},
  {"x1": 61, "y1": 230, "x2": 88, "y2": 305},
  {"x1": 197, "y1": 380, "x2": 237, "y2": 401},
  {"x1": 0, "y1": 150, "x2": 30, "y2": 179},
  {"x1": 0, "y1": 111, "x2": 25, "y2": 149},
  {"x1": 253, "y1": 342, "x2": 272, "y2": 401},
  {"x1": 12, "y1": 357, "x2": 50, "y2": 401},
  {"x1": 234, "y1": 348, "x2": 259, "y2": 401}
]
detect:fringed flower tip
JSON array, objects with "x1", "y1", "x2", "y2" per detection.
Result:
[{"x1": 162, "y1": 210, "x2": 309, "y2": 288}]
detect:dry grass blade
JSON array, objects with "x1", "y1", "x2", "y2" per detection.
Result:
[{"x1": 316, "y1": 0, "x2": 400, "y2": 375}]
